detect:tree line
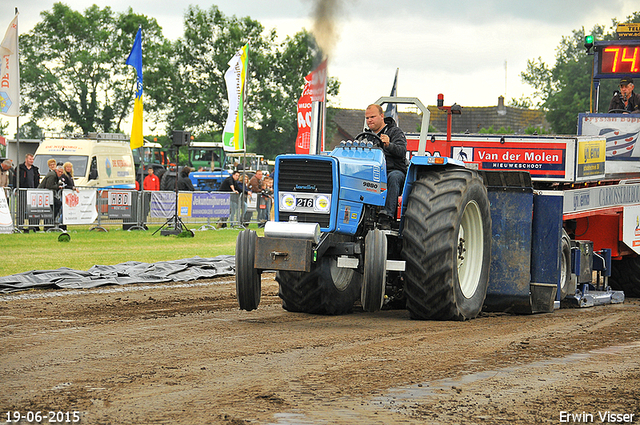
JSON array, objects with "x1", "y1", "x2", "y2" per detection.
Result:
[
  {"x1": 516, "y1": 11, "x2": 640, "y2": 134},
  {"x1": 13, "y1": 3, "x2": 339, "y2": 158},
  {"x1": 4, "y1": 5, "x2": 639, "y2": 157}
]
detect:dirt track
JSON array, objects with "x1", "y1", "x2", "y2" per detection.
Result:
[{"x1": 1, "y1": 274, "x2": 639, "y2": 425}]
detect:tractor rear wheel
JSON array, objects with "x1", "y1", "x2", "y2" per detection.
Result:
[
  {"x1": 277, "y1": 256, "x2": 361, "y2": 315},
  {"x1": 559, "y1": 229, "x2": 573, "y2": 300},
  {"x1": 235, "y1": 229, "x2": 261, "y2": 311},
  {"x1": 402, "y1": 167, "x2": 492, "y2": 320},
  {"x1": 609, "y1": 256, "x2": 640, "y2": 297}
]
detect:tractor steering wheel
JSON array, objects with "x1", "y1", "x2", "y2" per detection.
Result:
[
  {"x1": 608, "y1": 108, "x2": 629, "y2": 114},
  {"x1": 354, "y1": 132, "x2": 383, "y2": 148}
]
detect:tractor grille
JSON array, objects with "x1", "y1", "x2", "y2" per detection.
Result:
[
  {"x1": 279, "y1": 212, "x2": 331, "y2": 227},
  {"x1": 277, "y1": 158, "x2": 333, "y2": 192},
  {"x1": 277, "y1": 158, "x2": 333, "y2": 228}
]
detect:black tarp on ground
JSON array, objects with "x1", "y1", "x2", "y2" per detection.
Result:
[{"x1": 0, "y1": 255, "x2": 235, "y2": 294}]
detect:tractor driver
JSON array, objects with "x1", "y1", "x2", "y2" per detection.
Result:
[
  {"x1": 364, "y1": 104, "x2": 408, "y2": 229},
  {"x1": 608, "y1": 77, "x2": 640, "y2": 114}
]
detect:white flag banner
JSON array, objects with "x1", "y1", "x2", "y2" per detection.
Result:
[
  {"x1": 0, "y1": 189, "x2": 13, "y2": 234},
  {"x1": 222, "y1": 44, "x2": 248, "y2": 152},
  {"x1": 0, "y1": 13, "x2": 20, "y2": 117},
  {"x1": 62, "y1": 189, "x2": 98, "y2": 225}
]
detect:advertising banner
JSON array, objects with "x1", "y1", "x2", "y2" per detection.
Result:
[
  {"x1": 191, "y1": 193, "x2": 230, "y2": 218},
  {"x1": 0, "y1": 189, "x2": 13, "y2": 233},
  {"x1": 222, "y1": 43, "x2": 249, "y2": 151},
  {"x1": 107, "y1": 190, "x2": 133, "y2": 219},
  {"x1": 623, "y1": 205, "x2": 640, "y2": 255},
  {"x1": 62, "y1": 189, "x2": 98, "y2": 225},
  {"x1": 562, "y1": 183, "x2": 640, "y2": 215},
  {"x1": 579, "y1": 114, "x2": 640, "y2": 160},
  {"x1": 27, "y1": 189, "x2": 53, "y2": 219},
  {"x1": 178, "y1": 193, "x2": 193, "y2": 217},
  {"x1": 576, "y1": 138, "x2": 606, "y2": 179},
  {"x1": 150, "y1": 192, "x2": 175, "y2": 218}
]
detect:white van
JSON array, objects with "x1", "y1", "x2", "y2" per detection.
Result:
[{"x1": 33, "y1": 134, "x2": 136, "y2": 189}]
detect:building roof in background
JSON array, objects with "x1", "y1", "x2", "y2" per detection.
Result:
[{"x1": 328, "y1": 96, "x2": 549, "y2": 149}]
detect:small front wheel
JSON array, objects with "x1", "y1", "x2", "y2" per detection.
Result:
[
  {"x1": 236, "y1": 229, "x2": 261, "y2": 311},
  {"x1": 361, "y1": 229, "x2": 387, "y2": 312}
]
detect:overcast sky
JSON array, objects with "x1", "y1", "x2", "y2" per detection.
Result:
[{"x1": 2, "y1": 0, "x2": 638, "y2": 135}]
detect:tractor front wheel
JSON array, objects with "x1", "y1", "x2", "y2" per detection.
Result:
[
  {"x1": 361, "y1": 229, "x2": 387, "y2": 312},
  {"x1": 235, "y1": 229, "x2": 261, "y2": 311},
  {"x1": 277, "y1": 256, "x2": 361, "y2": 315}
]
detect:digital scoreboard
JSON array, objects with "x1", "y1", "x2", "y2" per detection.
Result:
[
  {"x1": 599, "y1": 45, "x2": 639, "y2": 75},
  {"x1": 593, "y1": 40, "x2": 640, "y2": 79}
]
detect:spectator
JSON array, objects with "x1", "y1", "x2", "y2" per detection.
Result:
[
  {"x1": 16, "y1": 153, "x2": 41, "y2": 232},
  {"x1": 177, "y1": 166, "x2": 195, "y2": 191},
  {"x1": 160, "y1": 166, "x2": 177, "y2": 191},
  {"x1": 248, "y1": 170, "x2": 264, "y2": 224},
  {"x1": 241, "y1": 174, "x2": 253, "y2": 226},
  {"x1": 60, "y1": 162, "x2": 78, "y2": 192},
  {"x1": 1, "y1": 159, "x2": 14, "y2": 189},
  {"x1": 143, "y1": 167, "x2": 160, "y2": 191},
  {"x1": 38, "y1": 164, "x2": 64, "y2": 229},
  {"x1": 140, "y1": 167, "x2": 160, "y2": 221},
  {"x1": 46, "y1": 158, "x2": 57, "y2": 173},
  {"x1": 219, "y1": 170, "x2": 241, "y2": 227},
  {"x1": 260, "y1": 176, "x2": 274, "y2": 227},
  {"x1": 248, "y1": 170, "x2": 263, "y2": 193}
]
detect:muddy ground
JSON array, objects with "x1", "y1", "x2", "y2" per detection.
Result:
[{"x1": 1, "y1": 274, "x2": 639, "y2": 425}]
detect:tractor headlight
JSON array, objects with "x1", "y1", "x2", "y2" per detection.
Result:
[
  {"x1": 314, "y1": 195, "x2": 331, "y2": 212},
  {"x1": 280, "y1": 193, "x2": 296, "y2": 211}
]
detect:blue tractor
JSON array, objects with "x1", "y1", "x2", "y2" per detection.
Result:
[{"x1": 235, "y1": 97, "x2": 493, "y2": 320}]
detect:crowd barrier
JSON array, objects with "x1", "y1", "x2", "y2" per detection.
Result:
[{"x1": 1, "y1": 187, "x2": 273, "y2": 233}]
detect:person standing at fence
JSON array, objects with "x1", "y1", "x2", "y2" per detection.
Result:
[
  {"x1": 142, "y1": 167, "x2": 160, "y2": 220},
  {"x1": 248, "y1": 170, "x2": 264, "y2": 225},
  {"x1": 260, "y1": 176, "x2": 274, "y2": 227},
  {"x1": 219, "y1": 170, "x2": 240, "y2": 227},
  {"x1": 60, "y1": 162, "x2": 78, "y2": 192},
  {"x1": 38, "y1": 164, "x2": 64, "y2": 230},
  {"x1": 46, "y1": 158, "x2": 57, "y2": 173},
  {"x1": 241, "y1": 174, "x2": 253, "y2": 226},
  {"x1": 160, "y1": 165, "x2": 177, "y2": 191},
  {"x1": 264, "y1": 176, "x2": 273, "y2": 220},
  {"x1": 1, "y1": 159, "x2": 14, "y2": 189},
  {"x1": 177, "y1": 166, "x2": 195, "y2": 191},
  {"x1": 17, "y1": 153, "x2": 41, "y2": 233},
  {"x1": 143, "y1": 167, "x2": 160, "y2": 191}
]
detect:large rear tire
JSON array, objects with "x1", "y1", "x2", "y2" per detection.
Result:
[
  {"x1": 235, "y1": 229, "x2": 261, "y2": 311},
  {"x1": 361, "y1": 229, "x2": 387, "y2": 312},
  {"x1": 402, "y1": 168, "x2": 492, "y2": 320},
  {"x1": 559, "y1": 229, "x2": 573, "y2": 300},
  {"x1": 277, "y1": 256, "x2": 361, "y2": 315},
  {"x1": 609, "y1": 256, "x2": 640, "y2": 297}
]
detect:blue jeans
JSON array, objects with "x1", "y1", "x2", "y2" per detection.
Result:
[
  {"x1": 384, "y1": 170, "x2": 405, "y2": 218},
  {"x1": 229, "y1": 193, "x2": 240, "y2": 223}
]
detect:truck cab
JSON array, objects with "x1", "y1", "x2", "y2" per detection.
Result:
[{"x1": 33, "y1": 133, "x2": 136, "y2": 189}]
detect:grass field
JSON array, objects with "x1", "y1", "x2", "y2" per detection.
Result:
[{"x1": 0, "y1": 225, "x2": 257, "y2": 277}]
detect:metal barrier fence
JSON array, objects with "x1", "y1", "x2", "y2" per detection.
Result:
[{"x1": 5, "y1": 188, "x2": 273, "y2": 233}]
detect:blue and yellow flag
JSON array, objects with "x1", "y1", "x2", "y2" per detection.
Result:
[{"x1": 126, "y1": 27, "x2": 143, "y2": 150}]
